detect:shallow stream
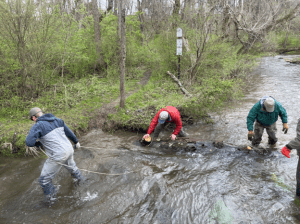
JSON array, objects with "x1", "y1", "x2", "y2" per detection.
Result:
[{"x1": 1, "y1": 56, "x2": 300, "y2": 223}]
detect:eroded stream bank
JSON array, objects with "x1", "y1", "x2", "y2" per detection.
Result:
[{"x1": 1, "y1": 55, "x2": 300, "y2": 223}]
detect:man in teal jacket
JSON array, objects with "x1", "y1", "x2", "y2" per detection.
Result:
[{"x1": 247, "y1": 96, "x2": 288, "y2": 146}]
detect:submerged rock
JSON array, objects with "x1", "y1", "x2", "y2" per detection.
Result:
[
  {"x1": 284, "y1": 58, "x2": 300, "y2": 64},
  {"x1": 139, "y1": 137, "x2": 275, "y2": 155}
]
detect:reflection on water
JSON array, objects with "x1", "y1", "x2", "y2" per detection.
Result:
[{"x1": 2, "y1": 56, "x2": 300, "y2": 223}]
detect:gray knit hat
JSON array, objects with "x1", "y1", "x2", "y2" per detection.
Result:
[
  {"x1": 264, "y1": 97, "x2": 275, "y2": 112},
  {"x1": 29, "y1": 107, "x2": 42, "y2": 120},
  {"x1": 158, "y1": 111, "x2": 169, "y2": 124}
]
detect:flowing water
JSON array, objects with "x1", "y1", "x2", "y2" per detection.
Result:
[{"x1": 2, "y1": 55, "x2": 300, "y2": 223}]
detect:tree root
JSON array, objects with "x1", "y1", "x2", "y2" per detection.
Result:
[{"x1": 25, "y1": 146, "x2": 41, "y2": 157}]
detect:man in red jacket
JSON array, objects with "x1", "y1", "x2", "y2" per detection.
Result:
[{"x1": 143, "y1": 106, "x2": 187, "y2": 141}]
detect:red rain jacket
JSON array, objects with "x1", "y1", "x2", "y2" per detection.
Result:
[{"x1": 147, "y1": 106, "x2": 182, "y2": 135}]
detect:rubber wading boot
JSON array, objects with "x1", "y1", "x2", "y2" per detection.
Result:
[
  {"x1": 41, "y1": 182, "x2": 57, "y2": 206},
  {"x1": 71, "y1": 170, "x2": 86, "y2": 186},
  {"x1": 178, "y1": 130, "x2": 187, "y2": 137},
  {"x1": 268, "y1": 138, "x2": 277, "y2": 148}
]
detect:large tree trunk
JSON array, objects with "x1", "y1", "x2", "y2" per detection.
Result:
[
  {"x1": 113, "y1": 0, "x2": 118, "y2": 15},
  {"x1": 173, "y1": 0, "x2": 180, "y2": 16},
  {"x1": 107, "y1": 0, "x2": 113, "y2": 12},
  {"x1": 119, "y1": 2, "x2": 126, "y2": 109},
  {"x1": 283, "y1": 21, "x2": 291, "y2": 49},
  {"x1": 238, "y1": 0, "x2": 243, "y2": 21},
  {"x1": 75, "y1": 0, "x2": 83, "y2": 29},
  {"x1": 222, "y1": 0, "x2": 230, "y2": 38},
  {"x1": 137, "y1": 0, "x2": 144, "y2": 44},
  {"x1": 91, "y1": 0, "x2": 103, "y2": 72},
  {"x1": 182, "y1": 0, "x2": 195, "y2": 21},
  {"x1": 189, "y1": 21, "x2": 212, "y2": 82}
]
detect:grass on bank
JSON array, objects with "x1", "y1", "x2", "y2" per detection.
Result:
[
  {"x1": 0, "y1": 40, "x2": 263, "y2": 157},
  {"x1": 0, "y1": 73, "x2": 144, "y2": 157},
  {"x1": 108, "y1": 49, "x2": 262, "y2": 132},
  {"x1": 0, "y1": 36, "x2": 266, "y2": 158}
]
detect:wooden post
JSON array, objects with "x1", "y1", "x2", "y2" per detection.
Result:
[{"x1": 178, "y1": 55, "x2": 181, "y2": 80}]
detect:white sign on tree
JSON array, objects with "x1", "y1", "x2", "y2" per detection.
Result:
[
  {"x1": 177, "y1": 28, "x2": 182, "y2": 79},
  {"x1": 176, "y1": 28, "x2": 182, "y2": 56},
  {"x1": 177, "y1": 28, "x2": 182, "y2": 38}
]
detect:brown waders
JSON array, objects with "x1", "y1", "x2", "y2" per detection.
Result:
[
  {"x1": 252, "y1": 121, "x2": 277, "y2": 146},
  {"x1": 153, "y1": 123, "x2": 187, "y2": 138}
]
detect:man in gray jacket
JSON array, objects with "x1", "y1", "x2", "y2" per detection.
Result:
[
  {"x1": 281, "y1": 118, "x2": 300, "y2": 199},
  {"x1": 25, "y1": 107, "x2": 85, "y2": 203}
]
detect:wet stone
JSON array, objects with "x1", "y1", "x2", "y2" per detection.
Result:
[
  {"x1": 140, "y1": 137, "x2": 276, "y2": 156},
  {"x1": 213, "y1": 141, "x2": 224, "y2": 149}
]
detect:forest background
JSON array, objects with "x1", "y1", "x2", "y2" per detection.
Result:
[{"x1": 1, "y1": 0, "x2": 300, "y2": 157}]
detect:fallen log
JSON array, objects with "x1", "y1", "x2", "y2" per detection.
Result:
[
  {"x1": 284, "y1": 58, "x2": 300, "y2": 64},
  {"x1": 166, "y1": 71, "x2": 192, "y2": 97},
  {"x1": 277, "y1": 48, "x2": 300, "y2": 54}
]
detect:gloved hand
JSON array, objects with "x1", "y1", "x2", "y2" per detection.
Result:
[
  {"x1": 170, "y1": 134, "x2": 177, "y2": 141},
  {"x1": 281, "y1": 146, "x2": 291, "y2": 158},
  {"x1": 248, "y1": 131, "x2": 254, "y2": 141},
  {"x1": 35, "y1": 141, "x2": 42, "y2": 147},
  {"x1": 282, "y1": 123, "x2": 288, "y2": 134},
  {"x1": 75, "y1": 142, "x2": 81, "y2": 149},
  {"x1": 143, "y1": 134, "x2": 150, "y2": 139}
]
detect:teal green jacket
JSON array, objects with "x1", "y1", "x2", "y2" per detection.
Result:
[{"x1": 247, "y1": 100, "x2": 287, "y2": 131}]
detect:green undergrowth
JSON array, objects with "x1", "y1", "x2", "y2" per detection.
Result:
[
  {"x1": 108, "y1": 50, "x2": 260, "y2": 132},
  {"x1": 0, "y1": 13, "x2": 264, "y2": 157},
  {"x1": 0, "y1": 74, "x2": 142, "y2": 157},
  {"x1": 277, "y1": 33, "x2": 300, "y2": 49},
  {"x1": 0, "y1": 40, "x2": 261, "y2": 157},
  {"x1": 264, "y1": 29, "x2": 300, "y2": 54}
]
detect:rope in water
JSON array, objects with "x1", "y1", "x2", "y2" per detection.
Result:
[
  {"x1": 80, "y1": 146, "x2": 106, "y2": 149},
  {"x1": 39, "y1": 147, "x2": 145, "y2": 176}
]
